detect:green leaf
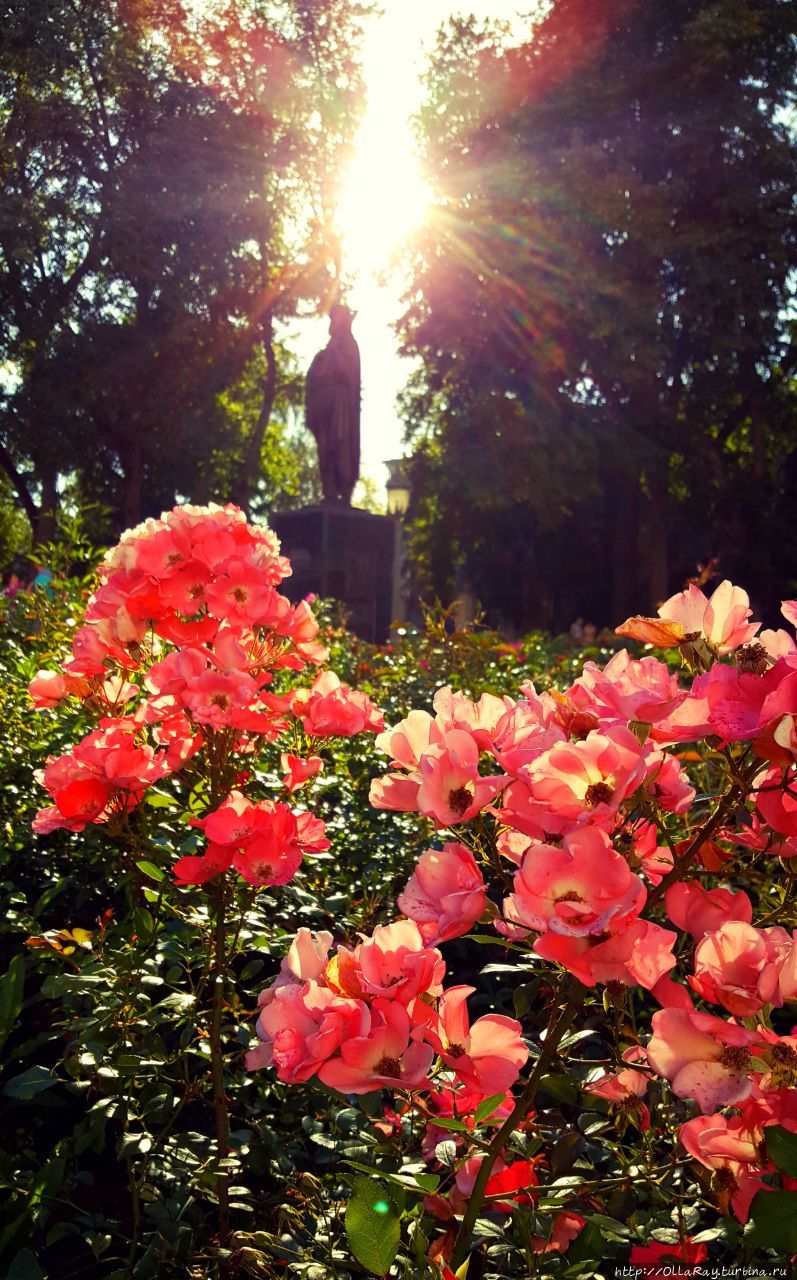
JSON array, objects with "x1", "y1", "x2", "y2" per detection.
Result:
[
  {"x1": 0, "y1": 954, "x2": 25, "y2": 1050},
  {"x1": 4, "y1": 1066, "x2": 55, "y2": 1100},
  {"x1": 345, "y1": 1177, "x2": 400, "y2": 1276},
  {"x1": 749, "y1": 1189, "x2": 797, "y2": 1252},
  {"x1": 132, "y1": 907, "x2": 155, "y2": 938},
  {"x1": 563, "y1": 1219, "x2": 604, "y2": 1267},
  {"x1": 116, "y1": 1132, "x2": 152, "y2": 1160},
  {"x1": 513, "y1": 982, "x2": 537, "y2": 1018},
  {"x1": 141, "y1": 1086, "x2": 174, "y2": 1117},
  {"x1": 559, "y1": 1028, "x2": 600, "y2": 1051},
  {"x1": 434, "y1": 1139, "x2": 458, "y2": 1167},
  {"x1": 31, "y1": 878, "x2": 69, "y2": 919},
  {"x1": 309, "y1": 1132, "x2": 340, "y2": 1150},
  {"x1": 343, "y1": 1161, "x2": 437, "y2": 1195},
  {"x1": 765, "y1": 1125, "x2": 797, "y2": 1178},
  {"x1": 412, "y1": 1171, "x2": 439, "y2": 1193},
  {"x1": 156, "y1": 992, "x2": 195, "y2": 1013},
  {"x1": 465, "y1": 934, "x2": 530, "y2": 953},
  {"x1": 580, "y1": 1214, "x2": 630, "y2": 1241},
  {"x1": 135, "y1": 860, "x2": 166, "y2": 882},
  {"x1": 6, "y1": 1248, "x2": 45, "y2": 1280},
  {"x1": 145, "y1": 790, "x2": 180, "y2": 809},
  {"x1": 0, "y1": 1208, "x2": 30, "y2": 1262},
  {"x1": 29, "y1": 1153, "x2": 66, "y2": 1211},
  {"x1": 426, "y1": 1115, "x2": 468, "y2": 1133},
  {"x1": 475, "y1": 1094, "x2": 505, "y2": 1125},
  {"x1": 539, "y1": 1073, "x2": 580, "y2": 1105},
  {"x1": 41, "y1": 972, "x2": 106, "y2": 997}
]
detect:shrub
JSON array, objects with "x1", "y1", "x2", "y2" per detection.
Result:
[{"x1": 4, "y1": 509, "x2": 796, "y2": 1279}]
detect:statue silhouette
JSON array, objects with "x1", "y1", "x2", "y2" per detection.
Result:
[{"x1": 305, "y1": 304, "x2": 361, "y2": 505}]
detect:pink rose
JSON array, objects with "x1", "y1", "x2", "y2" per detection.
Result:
[
  {"x1": 246, "y1": 980, "x2": 368, "y2": 1083},
  {"x1": 416, "y1": 729, "x2": 507, "y2": 826},
  {"x1": 503, "y1": 827, "x2": 645, "y2": 938},
  {"x1": 415, "y1": 984, "x2": 528, "y2": 1094},
  {"x1": 586, "y1": 1044, "x2": 652, "y2": 1129},
  {"x1": 317, "y1": 997, "x2": 434, "y2": 1095},
  {"x1": 690, "y1": 920, "x2": 792, "y2": 1015},
  {"x1": 658, "y1": 579, "x2": 760, "y2": 654},
  {"x1": 646, "y1": 1007, "x2": 759, "y2": 1112},
  {"x1": 665, "y1": 882, "x2": 753, "y2": 941},
  {"x1": 397, "y1": 843, "x2": 487, "y2": 944},
  {"x1": 535, "y1": 918, "x2": 677, "y2": 990},
  {"x1": 518, "y1": 726, "x2": 647, "y2": 831},
  {"x1": 292, "y1": 671, "x2": 383, "y2": 737},
  {"x1": 334, "y1": 920, "x2": 446, "y2": 1005}
]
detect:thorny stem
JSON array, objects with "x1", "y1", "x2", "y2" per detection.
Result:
[
  {"x1": 449, "y1": 977, "x2": 586, "y2": 1271},
  {"x1": 125, "y1": 1154, "x2": 142, "y2": 1266},
  {"x1": 476, "y1": 812, "x2": 513, "y2": 891},
  {"x1": 648, "y1": 756, "x2": 762, "y2": 910},
  {"x1": 209, "y1": 876, "x2": 231, "y2": 1245},
  {"x1": 449, "y1": 757, "x2": 757, "y2": 1268},
  {"x1": 226, "y1": 884, "x2": 257, "y2": 963}
]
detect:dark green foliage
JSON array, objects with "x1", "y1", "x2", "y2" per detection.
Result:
[
  {"x1": 0, "y1": 559, "x2": 614, "y2": 1278},
  {"x1": 0, "y1": 0, "x2": 366, "y2": 541},
  {"x1": 749, "y1": 1189, "x2": 797, "y2": 1253},
  {"x1": 765, "y1": 1124, "x2": 797, "y2": 1180},
  {"x1": 401, "y1": 0, "x2": 797, "y2": 626},
  {"x1": 344, "y1": 1177, "x2": 401, "y2": 1275},
  {"x1": 1, "y1": 556, "x2": 795, "y2": 1278}
]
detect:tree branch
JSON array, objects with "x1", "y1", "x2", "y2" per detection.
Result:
[
  {"x1": 0, "y1": 429, "x2": 38, "y2": 528},
  {"x1": 233, "y1": 313, "x2": 278, "y2": 513},
  {"x1": 450, "y1": 976, "x2": 586, "y2": 1270}
]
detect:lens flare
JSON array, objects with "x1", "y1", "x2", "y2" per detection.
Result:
[{"x1": 336, "y1": 10, "x2": 433, "y2": 280}]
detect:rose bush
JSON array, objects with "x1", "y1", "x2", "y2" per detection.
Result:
[
  {"x1": 2, "y1": 513, "x2": 796, "y2": 1278},
  {"x1": 251, "y1": 573, "x2": 797, "y2": 1275}
]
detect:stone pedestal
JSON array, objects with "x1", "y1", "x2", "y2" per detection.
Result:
[{"x1": 271, "y1": 505, "x2": 398, "y2": 644}]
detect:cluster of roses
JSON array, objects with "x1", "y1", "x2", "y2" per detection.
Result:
[
  {"x1": 251, "y1": 577, "x2": 797, "y2": 1247},
  {"x1": 31, "y1": 511, "x2": 797, "y2": 1256},
  {"x1": 246, "y1": 919, "x2": 582, "y2": 1249},
  {"x1": 29, "y1": 504, "x2": 381, "y2": 889},
  {"x1": 581, "y1": 880, "x2": 797, "y2": 1225},
  {"x1": 246, "y1": 920, "x2": 528, "y2": 1096},
  {"x1": 632, "y1": 878, "x2": 797, "y2": 1224},
  {"x1": 368, "y1": 584, "x2": 797, "y2": 991}
]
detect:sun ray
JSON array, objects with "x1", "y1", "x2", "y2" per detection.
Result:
[{"x1": 336, "y1": 8, "x2": 433, "y2": 283}]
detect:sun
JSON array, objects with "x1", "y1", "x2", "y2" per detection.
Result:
[
  {"x1": 338, "y1": 136, "x2": 432, "y2": 279},
  {"x1": 337, "y1": 140, "x2": 432, "y2": 279},
  {"x1": 335, "y1": 6, "x2": 434, "y2": 282}
]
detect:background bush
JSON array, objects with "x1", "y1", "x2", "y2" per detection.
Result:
[{"x1": 1, "y1": 551, "x2": 793, "y2": 1279}]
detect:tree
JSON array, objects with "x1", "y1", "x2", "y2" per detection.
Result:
[
  {"x1": 184, "y1": 0, "x2": 372, "y2": 513},
  {"x1": 205, "y1": 340, "x2": 323, "y2": 518},
  {"x1": 400, "y1": 0, "x2": 796, "y2": 627},
  {"x1": 0, "y1": 0, "x2": 368, "y2": 541}
]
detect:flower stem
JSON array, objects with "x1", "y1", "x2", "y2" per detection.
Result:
[
  {"x1": 449, "y1": 977, "x2": 586, "y2": 1271},
  {"x1": 209, "y1": 877, "x2": 231, "y2": 1244},
  {"x1": 647, "y1": 757, "x2": 761, "y2": 910}
]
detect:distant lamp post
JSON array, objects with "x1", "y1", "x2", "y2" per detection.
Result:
[
  {"x1": 385, "y1": 459, "x2": 412, "y2": 624},
  {"x1": 385, "y1": 458, "x2": 411, "y2": 518}
]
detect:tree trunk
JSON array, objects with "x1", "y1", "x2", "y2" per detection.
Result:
[
  {"x1": 233, "y1": 315, "x2": 277, "y2": 515},
  {"x1": 34, "y1": 472, "x2": 58, "y2": 546},
  {"x1": 122, "y1": 436, "x2": 143, "y2": 531},
  {"x1": 645, "y1": 464, "x2": 669, "y2": 610},
  {"x1": 609, "y1": 470, "x2": 641, "y2": 623},
  {"x1": 0, "y1": 434, "x2": 39, "y2": 532},
  {"x1": 741, "y1": 349, "x2": 766, "y2": 482}
]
